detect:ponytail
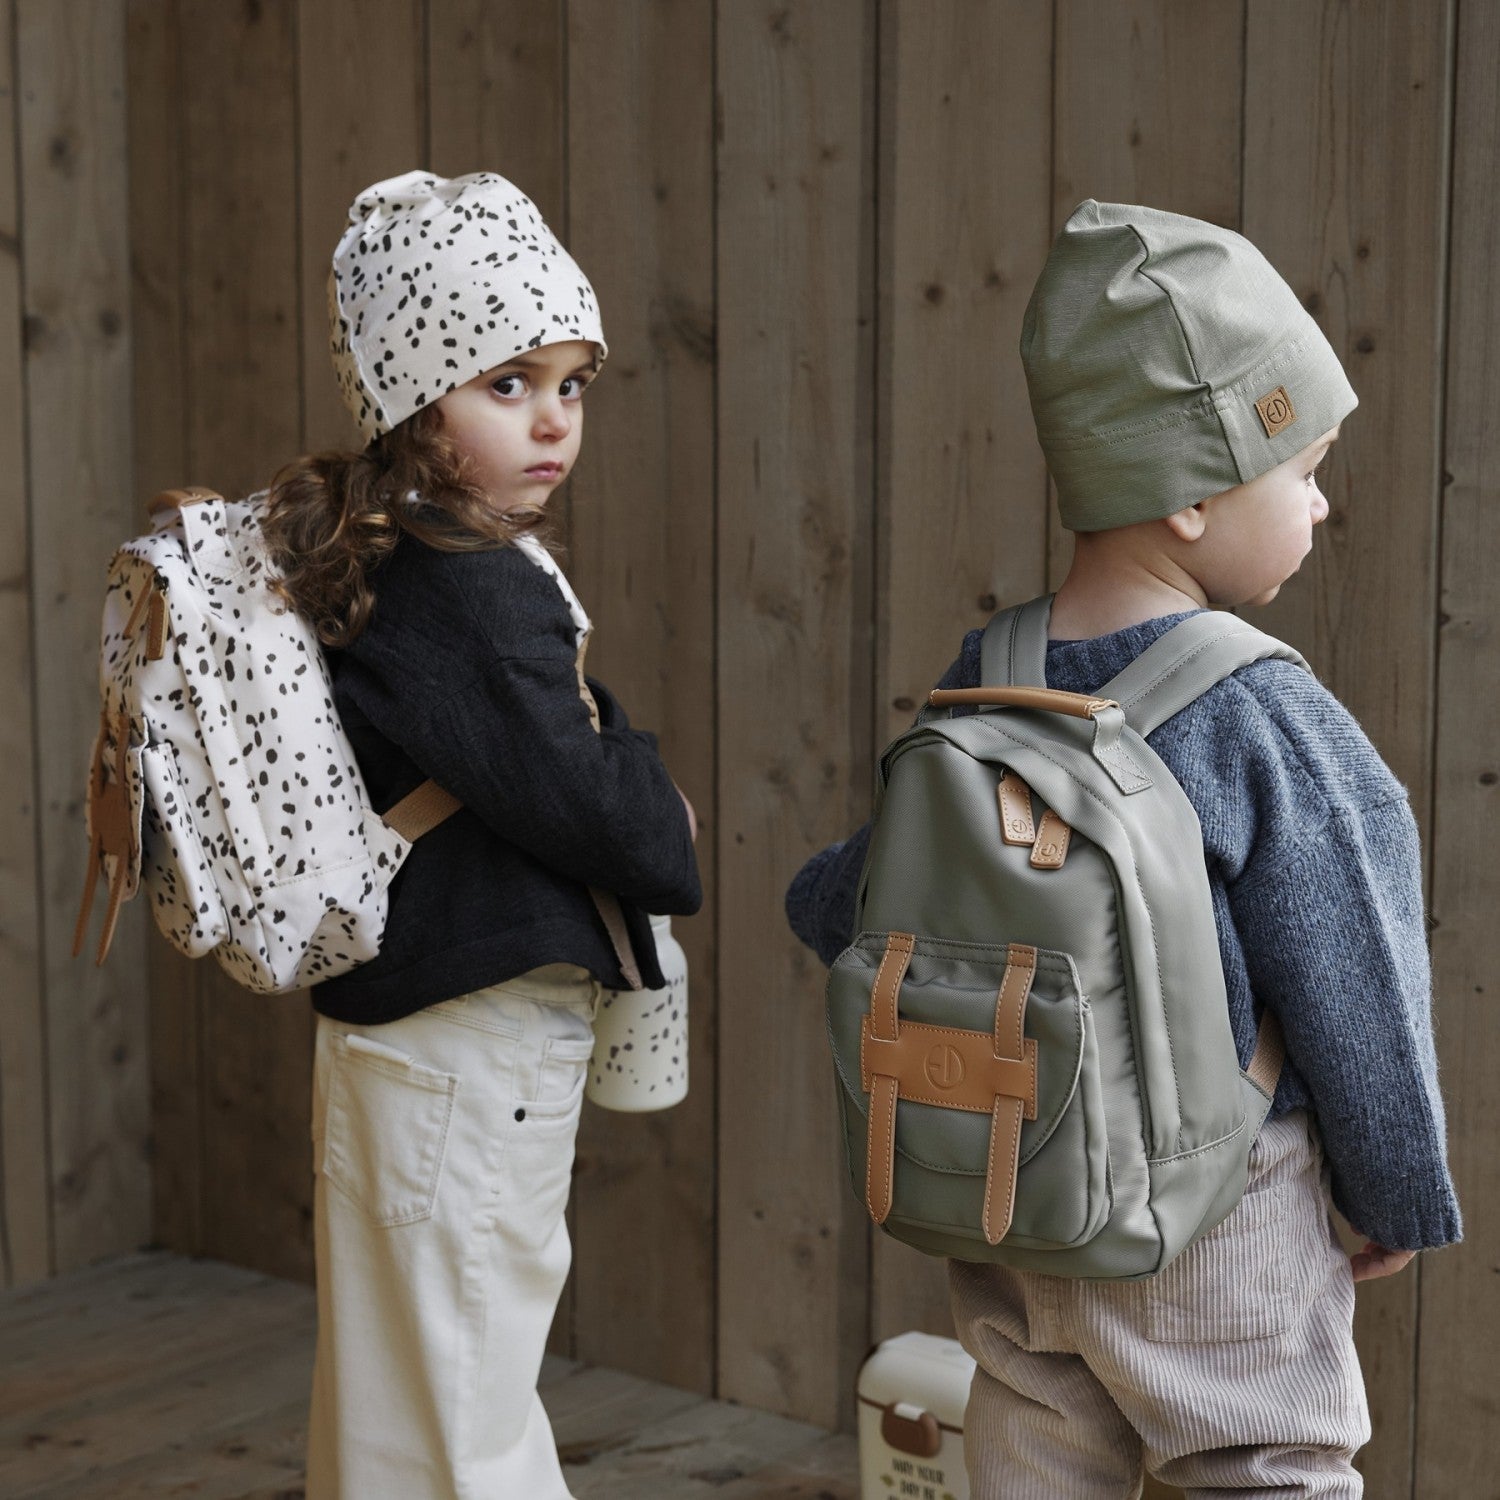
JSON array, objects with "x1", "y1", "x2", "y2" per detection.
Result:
[{"x1": 261, "y1": 404, "x2": 554, "y2": 647}]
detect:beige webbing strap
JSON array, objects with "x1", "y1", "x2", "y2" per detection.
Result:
[
  {"x1": 1246, "y1": 1007, "x2": 1286, "y2": 1099},
  {"x1": 588, "y1": 887, "x2": 643, "y2": 991},
  {"x1": 576, "y1": 647, "x2": 643, "y2": 990},
  {"x1": 983, "y1": 945, "x2": 1036, "y2": 1244},
  {"x1": 383, "y1": 779, "x2": 462, "y2": 841}
]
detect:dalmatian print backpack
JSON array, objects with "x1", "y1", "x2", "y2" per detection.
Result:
[{"x1": 72, "y1": 487, "x2": 457, "y2": 994}]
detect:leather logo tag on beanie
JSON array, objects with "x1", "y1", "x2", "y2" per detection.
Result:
[{"x1": 1255, "y1": 384, "x2": 1297, "y2": 438}]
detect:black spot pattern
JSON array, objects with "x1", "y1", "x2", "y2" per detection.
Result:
[
  {"x1": 328, "y1": 170, "x2": 607, "y2": 442},
  {"x1": 92, "y1": 492, "x2": 413, "y2": 993}
]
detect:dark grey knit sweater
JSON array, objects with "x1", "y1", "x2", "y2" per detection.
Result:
[
  {"x1": 313, "y1": 534, "x2": 701, "y2": 1024},
  {"x1": 785, "y1": 611, "x2": 1461, "y2": 1253}
]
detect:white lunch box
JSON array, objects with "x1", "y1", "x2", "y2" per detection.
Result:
[{"x1": 857, "y1": 1331, "x2": 975, "y2": 1500}]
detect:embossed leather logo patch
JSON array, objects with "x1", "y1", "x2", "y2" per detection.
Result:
[
  {"x1": 1255, "y1": 384, "x2": 1297, "y2": 438},
  {"x1": 924, "y1": 1043, "x2": 966, "y2": 1091}
]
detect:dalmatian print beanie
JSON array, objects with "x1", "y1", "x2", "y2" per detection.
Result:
[{"x1": 329, "y1": 169, "x2": 607, "y2": 444}]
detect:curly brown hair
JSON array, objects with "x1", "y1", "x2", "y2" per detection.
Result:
[{"x1": 259, "y1": 404, "x2": 556, "y2": 648}]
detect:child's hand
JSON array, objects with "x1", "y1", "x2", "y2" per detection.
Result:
[
  {"x1": 1350, "y1": 1241, "x2": 1416, "y2": 1282},
  {"x1": 676, "y1": 784, "x2": 698, "y2": 843}
]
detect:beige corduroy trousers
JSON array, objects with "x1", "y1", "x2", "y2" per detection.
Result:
[
  {"x1": 305, "y1": 965, "x2": 600, "y2": 1500},
  {"x1": 951, "y1": 1109, "x2": 1371, "y2": 1499}
]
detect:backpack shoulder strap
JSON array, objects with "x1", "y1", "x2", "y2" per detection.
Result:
[
  {"x1": 979, "y1": 595, "x2": 1054, "y2": 687},
  {"x1": 1101, "y1": 611, "x2": 1311, "y2": 737}
]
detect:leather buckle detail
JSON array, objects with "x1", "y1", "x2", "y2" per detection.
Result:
[
  {"x1": 861, "y1": 933, "x2": 1038, "y2": 1245},
  {"x1": 861, "y1": 1019, "x2": 1037, "y2": 1115}
]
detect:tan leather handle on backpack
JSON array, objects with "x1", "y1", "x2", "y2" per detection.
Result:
[
  {"x1": 147, "y1": 486, "x2": 221, "y2": 516},
  {"x1": 929, "y1": 686, "x2": 1119, "y2": 719}
]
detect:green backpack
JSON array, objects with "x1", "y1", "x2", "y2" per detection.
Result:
[{"x1": 826, "y1": 596, "x2": 1300, "y2": 1278}]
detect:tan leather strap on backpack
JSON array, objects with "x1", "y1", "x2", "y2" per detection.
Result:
[
  {"x1": 72, "y1": 708, "x2": 139, "y2": 966},
  {"x1": 383, "y1": 779, "x2": 462, "y2": 841},
  {"x1": 574, "y1": 647, "x2": 644, "y2": 990},
  {"x1": 860, "y1": 932, "x2": 1039, "y2": 1243}
]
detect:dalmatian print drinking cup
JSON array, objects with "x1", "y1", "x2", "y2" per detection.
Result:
[{"x1": 587, "y1": 915, "x2": 688, "y2": 1112}]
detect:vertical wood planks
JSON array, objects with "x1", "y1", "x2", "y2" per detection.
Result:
[
  {"x1": 1048, "y1": 0, "x2": 1246, "y2": 591},
  {"x1": 1416, "y1": 2, "x2": 1498, "y2": 1494},
  {"x1": 12, "y1": 4, "x2": 1485, "y2": 1473},
  {"x1": 426, "y1": 0, "x2": 574, "y2": 1351},
  {"x1": 180, "y1": 0, "x2": 312, "y2": 1284},
  {"x1": 16, "y1": 0, "x2": 149, "y2": 1275},
  {"x1": 279, "y1": 0, "x2": 427, "y2": 1267},
  {"x1": 870, "y1": 0, "x2": 1055, "y2": 1343},
  {"x1": 1052, "y1": 0, "x2": 1244, "y2": 230},
  {"x1": 716, "y1": 0, "x2": 876, "y2": 1427},
  {"x1": 124, "y1": 0, "x2": 203, "y2": 1261},
  {"x1": 426, "y1": 0, "x2": 566, "y2": 223},
  {"x1": 1244, "y1": 5, "x2": 1455, "y2": 1497},
  {"x1": 0, "y1": 0, "x2": 49, "y2": 1287},
  {"x1": 1244, "y1": 1, "x2": 1451, "y2": 788},
  {"x1": 297, "y1": 0, "x2": 426, "y2": 455},
  {"x1": 564, "y1": 0, "x2": 718, "y2": 1394}
]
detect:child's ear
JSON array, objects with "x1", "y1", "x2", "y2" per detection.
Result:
[{"x1": 1163, "y1": 503, "x2": 1208, "y2": 543}]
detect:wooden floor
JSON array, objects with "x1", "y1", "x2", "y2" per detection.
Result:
[{"x1": 0, "y1": 1252, "x2": 858, "y2": 1499}]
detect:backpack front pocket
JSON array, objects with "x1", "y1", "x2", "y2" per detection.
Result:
[{"x1": 827, "y1": 932, "x2": 1110, "y2": 1256}]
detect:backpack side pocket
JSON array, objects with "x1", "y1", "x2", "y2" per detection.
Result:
[{"x1": 140, "y1": 737, "x2": 229, "y2": 957}]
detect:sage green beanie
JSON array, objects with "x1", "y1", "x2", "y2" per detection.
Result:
[{"x1": 1022, "y1": 200, "x2": 1357, "y2": 532}]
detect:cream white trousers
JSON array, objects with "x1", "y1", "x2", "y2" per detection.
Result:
[
  {"x1": 306, "y1": 965, "x2": 599, "y2": 1500},
  {"x1": 951, "y1": 1109, "x2": 1371, "y2": 1499}
]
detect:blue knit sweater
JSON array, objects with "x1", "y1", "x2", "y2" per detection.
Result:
[{"x1": 785, "y1": 610, "x2": 1462, "y2": 1253}]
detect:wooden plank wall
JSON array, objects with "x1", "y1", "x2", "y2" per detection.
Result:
[
  {"x1": 2, "y1": 3, "x2": 1495, "y2": 1493},
  {"x1": 3, "y1": 0, "x2": 150, "y2": 1291}
]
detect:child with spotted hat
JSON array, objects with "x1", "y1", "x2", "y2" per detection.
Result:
[
  {"x1": 263, "y1": 169, "x2": 701, "y2": 1500},
  {"x1": 787, "y1": 201, "x2": 1460, "y2": 1497}
]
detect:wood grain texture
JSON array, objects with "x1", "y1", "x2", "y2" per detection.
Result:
[
  {"x1": 564, "y1": 0, "x2": 717, "y2": 1394},
  {"x1": 0, "y1": 0, "x2": 49, "y2": 1288},
  {"x1": 1053, "y1": 0, "x2": 1244, "y2": 230},
  {"x1": 1243, "y1": 5, "x2": 1455, "y2": 1497},
  {"x1": 16, "y1": 0, "x2": 150, "y2": 1275},
  {"x1": 1243, "y1": 0, "x2": 1450, "y2": 796},
  {"x1": 426, "y1": 0, "x2": 565, "y2": 224},
  {"x1": 298, "y1": 0, "x2": 425, "y2": 454},
  {"x1": 278, "y1": 0, "x2": 427, "y2": 1274},
  {"x1": 1048, "y1": 0, "x2": 1246, "y2": 592},
  {"x1": 0, "y1": 1253, "x2": 861, "y2": 1498},
  {"x1": 870, "y1": 0, "x2": 1054, "y2": 1343},
  {"x1": 425, "y1": 0, "x2": 575, "y2": 1354},
  {"x1": 32, "y1": 3, "x2": 1491, "y2": 1471},
  {"x1": 179, "y1": 0, "x2": 314, "y2": 1284},
  {"x1": 124, "y1": 0, "x2": 206, "y2": 1264},
  {"x1": 716, "y1": 0, "x2": 876, "y2": 1428},
  {"x1": 1415, "y1": 0, "x2": 1497, "y2": 1492}
]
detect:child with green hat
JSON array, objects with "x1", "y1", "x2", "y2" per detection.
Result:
[{"x1": 787, "y1": 200, "x2": 1460, "y2": 1496}]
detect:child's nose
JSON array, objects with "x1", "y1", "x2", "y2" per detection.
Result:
[
  {"x1": 1310, "y1": 486, "x2": 1330, "y2": 525},
  {"x1": 533, "y1": 396, "x2": 570, "y2": 440}
]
